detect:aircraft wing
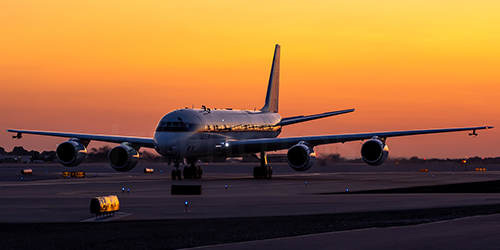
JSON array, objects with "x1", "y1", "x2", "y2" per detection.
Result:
[
  {"x1": 225, "y1": 126, "x2": 493, "y2": 155},
  {"x1": 6, "y1": 129, "x2": 155, "y2": 148},
  {"x1": 278, "y1": 108, "x2": 355, "y2": 126}
]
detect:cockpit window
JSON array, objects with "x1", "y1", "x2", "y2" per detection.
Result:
[{"x1": 156, "y1": 121, "x2": 198, "y2": 132}]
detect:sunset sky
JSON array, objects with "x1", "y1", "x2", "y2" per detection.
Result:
[{"x1": 1, "y1": 0, "x2": 499, "y2": 159}]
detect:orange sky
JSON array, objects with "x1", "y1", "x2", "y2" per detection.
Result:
[{"x1": 1, "y1": 0, "x2": 499, "y2": 158}]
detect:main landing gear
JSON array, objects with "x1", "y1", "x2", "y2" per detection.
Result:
[
  {"x1": 253, "y1": 152, "x2": 273, "y2": 179},
  {"x1": 171, "y1": 158, "x2": 203, "y2": 180},
  {"x1": 171, "y1": 158, "x2": 182, "y2": 180}
]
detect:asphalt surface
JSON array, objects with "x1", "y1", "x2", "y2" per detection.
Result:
[{"x1": 1, "y1": 161, "x2": 500, "y2": 249}]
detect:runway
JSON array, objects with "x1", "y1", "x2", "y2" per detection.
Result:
[{"x1": 1, "y1": 161, "x2": 500, "y2": 249}]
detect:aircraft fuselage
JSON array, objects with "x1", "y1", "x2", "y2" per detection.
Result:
[{"x1": 153, "y1": 108, "x2": 282, "y2": 160}]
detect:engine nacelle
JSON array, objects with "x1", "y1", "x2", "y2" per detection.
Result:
[
  {"x1": 108, "y1": 143, "x2": 139, "y2": 172},
  {"x1": 56, "y1": 139, "x2": 87, "y2": 167},
  {"x1": 287, "y1": 143, "x2": 316, "y2": 171},
  {"x1": 361, "y1": 138, "x2": 389, "y2": 166}
]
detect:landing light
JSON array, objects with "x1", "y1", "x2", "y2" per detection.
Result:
[{"x1": 225, "y1": 142, "x2": 229, "y2": 147}]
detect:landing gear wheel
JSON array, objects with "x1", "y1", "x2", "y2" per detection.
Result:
[
  {"x1": 195, "y1": 167, "x2": 202, "y2": 179},
  {"x1": 253, "y1": 166, "x2": 259, "y2": 179},
  {"x1": 262, "y1": 166, "x2": 269, "y2": 179},
  {"x1": 171, "y1": 170, "x2": 177, "y2": 180},
  {"x1": 266, "y1": 166, "x2": 273, "y2": 179},
  {"x1": 183, "y1": 167, "x2": 191, "y2": 179},
  {"x1": 176, "y1": 169, "x2": 182, "y2": 180},
  {"x1": 188, "y1": 166, "x2": 196, "y2": 179}
]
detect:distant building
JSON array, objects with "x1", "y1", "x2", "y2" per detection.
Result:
[{"x1": 0, "y1": 155, "x2": 31, "y2": 163}]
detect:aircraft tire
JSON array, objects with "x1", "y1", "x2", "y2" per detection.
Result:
[
  {"x1": 253, "y1": 167, "x2": 259, "y2": 179},
  {"x1": 177, "y1": 169, "x2": 182, "y2": 180},
  {"x1": 171, "y1": 170, "x2": 177, "y2": 180},
  {"x1": 183, "y1": 167, "x2": 191, "y2": 179},
  {"x1": 262, "y1": 167, "x2": 269, "y2": 179},
  {"x1": 195, "y1": 167, "x2": 202, "y2": 179}
]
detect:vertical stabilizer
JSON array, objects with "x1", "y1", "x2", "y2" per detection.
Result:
[{"x1": 261, "y1": 44, "x2": 280, "y2": 113}]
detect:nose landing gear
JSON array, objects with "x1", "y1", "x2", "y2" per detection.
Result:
[
  {"x1": 171, "y1": 159, "x2": 182, "y2": 180},
  {"x1": 184, "y1": 158, "x2": 202, "y2": 179},
  {"x1": 171, "y1": 158, "x2": 202, "y2": 180}
]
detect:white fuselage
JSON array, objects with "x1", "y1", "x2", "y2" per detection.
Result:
[{"x1": 153, "y1": 109, "x2": 282, "y2": 159}]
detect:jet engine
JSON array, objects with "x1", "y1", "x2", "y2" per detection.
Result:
[
  {"x1": 361, "y1": 137, "x2": 389, "y2": 166},
  {"x1": 287, "y1": 143, "x2": 316, "y2": 171},
  {"x1": 108, "y1": 143, "x2": 139, "y2": 172},
  {"x1": 56, "y1": 139, "x2": 87, "y2": 167}
]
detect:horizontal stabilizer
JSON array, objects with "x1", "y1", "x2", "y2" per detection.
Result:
[{"x1": 278, "y1": 108, "x2": 355, "y2": 126}]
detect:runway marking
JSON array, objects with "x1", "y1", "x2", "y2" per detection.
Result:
[{"x1": 80, "y1": 212, "x2": 133, "y2": 222}]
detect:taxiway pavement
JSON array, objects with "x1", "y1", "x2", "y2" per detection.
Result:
[{"x1": 1, "y1": 162, "x2": 499, "y2": 223}]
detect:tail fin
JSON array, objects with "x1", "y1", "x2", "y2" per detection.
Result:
[{"x1": 261, "y1": 44, "x2": 280, "y2": 113}]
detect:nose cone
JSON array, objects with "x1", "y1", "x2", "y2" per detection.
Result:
[{"x1": 154, "y1": 132, "x2": 180, "y2": 156}]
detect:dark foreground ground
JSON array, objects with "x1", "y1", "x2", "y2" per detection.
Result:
[
  {"x1": 2, "y1": 162, "x2": 500, "y2": 249},
  {"x1": 1, "y1": 204, "x2": 499, "y2": 250}
]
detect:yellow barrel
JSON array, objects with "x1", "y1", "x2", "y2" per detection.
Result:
[
  {"x1": 21, "y1": 169, "x2": 33, "y2": 174},
  {"x1": 90, "y1": 195, "x2": 120, "y2": 215}
]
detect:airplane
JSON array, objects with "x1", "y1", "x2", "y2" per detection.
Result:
[{"x1": 7, "y1": 44, "x2": 493, "y2": 180}]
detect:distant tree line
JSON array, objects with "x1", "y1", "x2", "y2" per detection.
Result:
[
  {"x1": 1, "y1": 146, "x2": 499, "y2": 165},
  {"x1": 317, "y1": 153, "x2": 500, "y2": 165},
  {"x1": 0, "y1": 146, "x2": 163, "y2": 163}
]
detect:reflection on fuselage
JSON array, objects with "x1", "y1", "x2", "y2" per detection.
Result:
[{"x1": 156, "y1": 122, "x2": 281, "y2": 133}]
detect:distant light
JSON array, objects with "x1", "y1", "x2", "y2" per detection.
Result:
[
  {"x1": 225, "y1": 142, "x2": 229, "y2": 147},
  {"x1": 185, "y1": 201, "x2": 188, "y2": 206},
  {"x1": 160, "y1": 170, "x2": 162, "y2": 173},
  {"x1": 234, "y1": 171, "x2": 236, "y2": 173},
  {"x1": 346, "y1": 188, "x2": 349, "y2": 192},
  {"x1": 21, "y1": 177, "x2": 23, "y2": 180},
  {"x1": 122, "y1": 187, "x2": 125, "y2": 191}
]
